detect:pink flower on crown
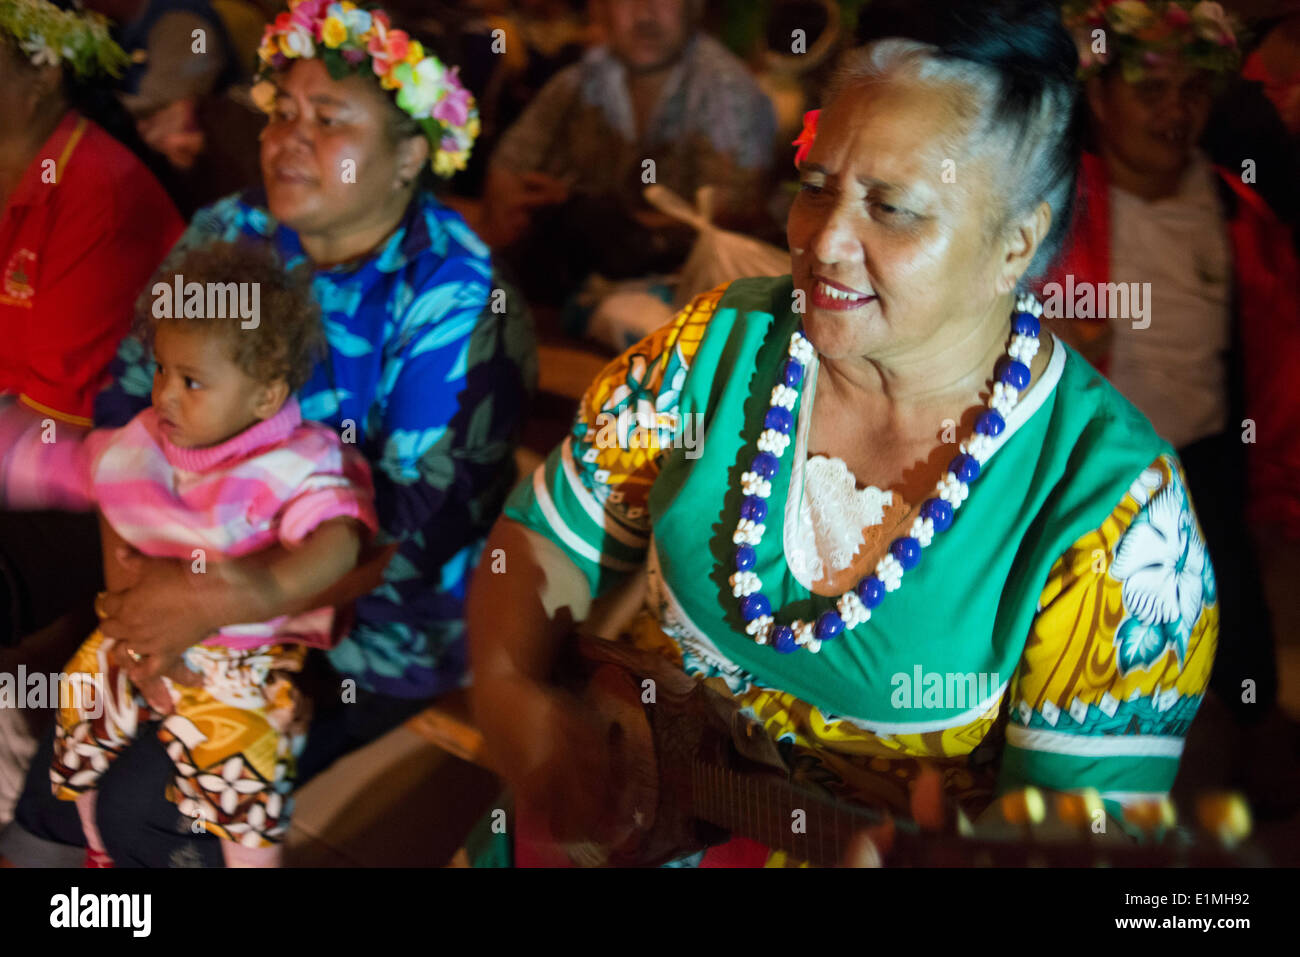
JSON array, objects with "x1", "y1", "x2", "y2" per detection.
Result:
[
  {"x1": 289, "y1": 0, "x2": 328, "y2": 36},
  {"x1": 793, "y1": 109, "x2": 819, "y2": 168},
  {"x1": 433, "y1": 75, "x2": 472, "y2": 127}
]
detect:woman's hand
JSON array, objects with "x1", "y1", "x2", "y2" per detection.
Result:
[
  {"x1": 96, "y1": 519, "x2": 369, "y2": 681},
  {"x1": 106, "y1": 641, "x2": 200, "y2": 713},
  {"x1": 488, "y1": 678, "x2": 623, "y2": 849},
  {"x1": 841, "y1": 763, "x2": 946, "y2": 867},
  {"x1": 97, "y1": 545, "x2": 224, "y2": 679}
]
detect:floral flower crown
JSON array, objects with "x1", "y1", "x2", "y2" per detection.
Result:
[
  {"x1": 1062, "y1": 1, "x2": 1244, "y2": 82},
  {"x1": 0, "y1": 0, "x2": 129, "y2": 80},
  {"x1": 254, "y1": 0, "x2": 478, "y2": 179}
]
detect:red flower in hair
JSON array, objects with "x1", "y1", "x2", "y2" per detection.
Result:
[{"x1": 793, "y1": 109, "x2": 819, "y2": 169}]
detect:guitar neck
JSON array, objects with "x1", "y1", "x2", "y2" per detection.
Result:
[
  {"x1": 689, "y1": 760, "x2": 880, "y2": 867},
  {"x1": 686, "y1": 760, "x2": 1254, "y2": 867}
]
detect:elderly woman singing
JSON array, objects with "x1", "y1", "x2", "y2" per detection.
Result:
[{"x1": 468, "y1": 0, "x2": 1219, "y2": 867}]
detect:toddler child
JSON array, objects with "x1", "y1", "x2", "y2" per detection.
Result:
[{"x1": 0, "y1": 239, "x2": 377, "y2": 867}]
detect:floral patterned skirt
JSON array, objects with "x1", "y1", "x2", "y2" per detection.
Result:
[{"x1": 50, "y1": 629, "x2": 309, "y2": 848}]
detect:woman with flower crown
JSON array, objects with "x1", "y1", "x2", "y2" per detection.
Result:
[
  {"x1": 466, "y1": 0, "x2": 1221, "y2": 867},
  {"x1": 1, "y1": 0, "x2": 535, "y2": 867}
]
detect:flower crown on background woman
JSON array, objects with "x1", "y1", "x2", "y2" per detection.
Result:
[
  {"x1": 253, "y1": 0, "x2": 479, "y2": 179},
  {"x1": 1062, "y1": 1, "x2": 1244, "y2": 82},
  {"x1": 0, "y1": 0, "x2": 129, "y2": 79}
]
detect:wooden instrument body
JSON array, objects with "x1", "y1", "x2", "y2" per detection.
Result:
[{"x1": 518, "y1": 636, "x2": 1262, "y2": 868}]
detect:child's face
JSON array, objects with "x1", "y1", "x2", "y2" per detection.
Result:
[{"x1": 150, "y1": 323, "x2": 285, "y2": 449}]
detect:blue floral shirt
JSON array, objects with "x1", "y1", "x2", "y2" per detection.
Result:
[{"x1": 95, "y1": 188, "x2": 537, "y2": 698}]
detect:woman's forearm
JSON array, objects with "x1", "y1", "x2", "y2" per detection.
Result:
[
  {"x1": 468, "y1": 518, "x2": 593, "y2": 773},
  {"x1": 208, "y1": 517, "x2": 367, "y2": 626}
]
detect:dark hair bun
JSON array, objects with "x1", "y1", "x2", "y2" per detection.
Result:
[
  {"x1": 854, "y1": 0, "x2": 1079, "y2": 88},
  {"x1": 850, "y1": 0, "x2": 1085, "y2": 283}
]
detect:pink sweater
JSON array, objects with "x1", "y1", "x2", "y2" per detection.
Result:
[{"x1": 0, "y1": 398, "x2": 377, "y2": 649}]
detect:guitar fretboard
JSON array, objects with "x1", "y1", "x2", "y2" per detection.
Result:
[{"x1": 689, "y1": 760, "x2": 883, "y2": 867}]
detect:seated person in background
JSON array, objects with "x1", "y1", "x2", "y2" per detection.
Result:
[
  {"x1": 0, "y1": 0, "x2": 183, "y2": 644},
  {"x1": 1244, "y1": 7, "x2": 1300, "y2": 138},
  {"x1": 84, "y1": 0, "x2": 238, "y2": 173},
  {"x1": 481, "y1": 0, "x2": 777, "y2": 308},
  {"x1": 443, "y1": 0, "x2": 588, "y2": 198},
  {"x1": 0, "y1": 240, "x2": 378, "y2": 868},
  {"x1": 0, "y1": 0, "x2": 183, "y2": 441},
  {"x1": 1050, "y1": 2, "x2": 1300, "y2": 751}
]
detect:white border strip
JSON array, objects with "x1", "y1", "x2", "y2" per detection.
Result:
[
  {"x1": 1006, "y1": 724, "x2": 1184, "y2": 758},
  {"x1": 833, "y1": 677, "x2": 1011, "y2": 736},
  {"x1": 533, "y1": 467, "x2": 640, "y2": 572},
  {"x1": 1099, "y1": 790, "x2": 1169, "y2": 804}
]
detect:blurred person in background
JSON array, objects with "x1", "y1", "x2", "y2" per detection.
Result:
[
  {"x1": 85, "y1": 0, "x2": 277, "y2": 216},
  {"x1": 1243, "y1": 2, "x2": 1300, "y2": 135},
  {"x1": 1048, "y1": 1, "x2": 1300, "y2": 809},
  {"x1": 85, "y1": 0, "x2": 239, "y2": 173},
  {"x1": 444, "y1": 0, "x2": 588, "y2": 198},
  {"x1": 0, "y1": 0, "x2": 182, "y2": 825},
  {"x1": 480, "y1": 0, "x2": 777, "y2": 310}
]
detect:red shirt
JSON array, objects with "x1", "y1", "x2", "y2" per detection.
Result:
[{"x1": 0, "y1": 111, "x2": 183, "y2": 425}]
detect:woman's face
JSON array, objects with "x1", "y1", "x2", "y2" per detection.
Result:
[
  {"x1": 1087, "y1": 61, "x2": 1213, "y2": 181},
  {"x1": 260, "y1": 59, "x2": 422, "y2": 239},
  {"x1": 787, "y1": 78, "x2": 1012, "y2": 363},
  {"x1": 0, "y1": 38, "x2": 54, "y2": 132}
]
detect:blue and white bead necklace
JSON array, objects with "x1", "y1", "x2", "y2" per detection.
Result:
[{"x1": 729, "y1": 292, "x2": 1045, "y2": 655}]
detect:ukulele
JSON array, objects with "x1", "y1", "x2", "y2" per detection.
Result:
[{"x1": 516, "y1": 635, "x2": 1263, "y2": 868}]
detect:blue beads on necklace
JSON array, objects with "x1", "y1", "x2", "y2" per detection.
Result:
[
  {"x1": 765, "y1": 406, "x2": 794, "y2": 434},
  {"x1": 1012, "y1": 311, "x2": 1040, "y2": 338},
  {"x1": 949, "y1": 452, "x2": 980, "y2": 484},
  {"x1": 740, "y1": 593, "x2": 771, "y2": 621},
  {"x1": 726, "y1": 299, "x2": 1043, "y2": 655},
  {"x1": 772, "y1": 625, "x2": 798, "y2": 654},
  {"x1": 975, "y1": 409, "x2": 1005, "y2": 438},
  {"x1": 751, "y1": 452, "x2": 780, "y2": 479},
  {"x1": 783, "y1": 359, "x2": 804, "y2": 387},
  {"x1": 890, "y1": 537, "x2": 922, "y2": 571},
  {"x1": 815, "y1": 610, "x2": 845, "y2": 642},
  {"x1": 998, "y1": 359, "x2": 1031, "y2": 391},
  {"x1": 856, "y1": 576, "x2": 885, "y2": 609},
  {"x1": 920, "y1": 497, "x2": 954, "y2": 532}
]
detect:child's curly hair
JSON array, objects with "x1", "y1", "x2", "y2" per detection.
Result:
[{"x1": 135, "y1": 240, "x2": 324, "y2": 393}]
